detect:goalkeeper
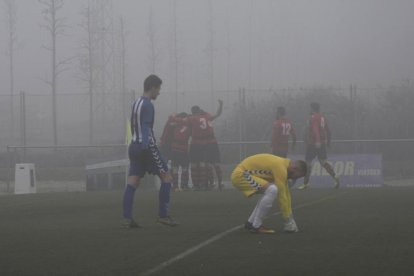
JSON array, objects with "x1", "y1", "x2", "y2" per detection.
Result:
[{"x1": 231, "y1": 154, "x2": 307, "y2": 234}]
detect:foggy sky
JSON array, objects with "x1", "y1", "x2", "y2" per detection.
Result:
[{"x1": 1, "y1": 0, "x2": 414, "y2": 105}]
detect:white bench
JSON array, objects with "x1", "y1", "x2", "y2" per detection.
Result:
[{"x1": 85, "y1": 159, "x2": 159, "y2": 191}]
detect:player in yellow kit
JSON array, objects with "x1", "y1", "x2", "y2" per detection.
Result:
[{"x1": 231, "y1": 154, "x2": 307, "y2": 234}]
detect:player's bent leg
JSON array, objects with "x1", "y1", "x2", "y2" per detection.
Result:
[
  {"x1": 181, "y1": 167, "x2": 190, "y2": 190},
  {"x1": 298, "y1": 161, "x2": 312, "y2": 190},
  {"x1": 190, "y1": 162, "x2": 200, "y2": 190},
  {"x1": 199, "y1": 162, "x2": 208, "y2": 190},
  {"x1": 171, "y1": 166, "x2": 180, "y2": 192},
  {"x1": 319, "y1": 159, "x2": 340, "y2": 188},
  {"x1": 251, "y1": 184, "x2": 277, "y2": 227},
  {"x1": 213, "y1": 163, "x2": 223, "y2": 190},
  {"x1": 231, "y1": 167, "x2": 265, "y2": 198},
  {"x1": 206, "y1": 163, "x2": 215, "y2": 189},
  {"x1": 249, "y1": 184, "x2": 277, "y2": 234}
]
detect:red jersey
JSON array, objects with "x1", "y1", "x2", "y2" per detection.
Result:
[
  {"x1": 307, "y1": 112, "x2": 331, "y2": 145},
  {"x1": 189, "y1": 113, "x2": 217, "y2": 145},
  {"x1": 159, "y1": 115, "x2": 175, "y2": 150},
  {"x1": 271, "y1": 118, "x2": 296, "y2": 152},
  {"x1": 171, "y1": 122, "x2": 191, "y2": 153}
]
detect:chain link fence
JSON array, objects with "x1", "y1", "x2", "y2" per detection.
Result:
[{"x1": 1, "y1": 85, "x2": 413, "y2": 193}]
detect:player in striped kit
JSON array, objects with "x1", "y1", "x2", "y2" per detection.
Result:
[
  {"x1": 231, "y1": 154, "x2": 307, "y2": 234},
  {"x1": 122, "y1": 75, "x2": 178, "y2": 228}
]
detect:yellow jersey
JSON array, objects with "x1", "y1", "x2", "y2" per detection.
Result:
[
  {"x1": 238, "y1": 154, "x2": 290, "y2": 186},
  {"x1": 232, "y1": 153, "x2": 293, "y2": 218}
]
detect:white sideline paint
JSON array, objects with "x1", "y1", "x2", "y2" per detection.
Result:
[{"x1": 139, "y1": 192, "x2": 348, "y2": 276}]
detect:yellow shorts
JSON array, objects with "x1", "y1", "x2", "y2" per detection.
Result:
[{"x1": 231, "y1": 167, "x2": 268, "y2": 198}]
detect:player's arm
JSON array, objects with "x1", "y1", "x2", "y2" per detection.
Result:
[
  {"x1": 159, "y1": 116, "x2": 174, "y2": 147},
  {"x1": 290, "y1": 123, "x2": 297, "y2": 150},
  {"x1": 211, "y1": 99, "x2": 223, "y2": 120},
  {"x1": 325, "y1": 119, "x2": 332, "y2": 147},
  {"x1": 271, "y1": 122, "x2": 279, "y2": 151},
  {"x1": 140, "y1": 103, "x2": 154, "y2": 148}
]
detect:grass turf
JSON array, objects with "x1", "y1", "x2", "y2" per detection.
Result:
[{"x1": 1, "y1": 187, "x2": 413, "y2": 276}]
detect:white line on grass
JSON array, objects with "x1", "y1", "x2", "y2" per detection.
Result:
[{"x1": 139, "y1": 191, "x2": 348, "y2": 276}]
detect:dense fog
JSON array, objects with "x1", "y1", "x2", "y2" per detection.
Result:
[{"x1": 1, "y1": 0, "x2": 413, "y2": 149}]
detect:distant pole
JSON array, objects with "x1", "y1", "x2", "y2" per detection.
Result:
[
  {"x1": 89, "y1": 88, "x2": 93, "y2": 144},
  {"x1": 19, "y1": 91, "x2": 26, "y2": 157},
  {"x1": 207, "y1": 0, "x2": 214, "y2": 110},
  {"x1": 5, "y1": 0, "x2": 17, "y2": 142},
  {"x1": 238, "y1": 88, "x2": 246, "y2": 161},
  {"x1": 350, "y1": 84, "x2": 357, "y2": 152},
  {"x1": 173, "y1": 0, "x2": 178, "y2": 112}
]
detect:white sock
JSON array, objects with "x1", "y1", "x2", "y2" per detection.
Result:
[{"x1": 251, "y1": 184, "x2": 278, "y2": 228}]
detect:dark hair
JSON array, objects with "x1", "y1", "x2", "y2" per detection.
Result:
[
  {"x1": 310, "y1": 102, "x2": 320, "y2": 112},
  {"x1": 191, "y1": 105, "x2": 201, "y2": 114},
  {"x1": 144, "y1": 74, "x2": 162, "y2": 92},
  {"x1": 296, "y1": 160, "x2": 308, "y2": 175},
  {"x1": 277, "y1": 106, "x2": 286, "y2": 116},
  {"x1": 177, "y1": 112, "x2": 188, "y2": 117}
]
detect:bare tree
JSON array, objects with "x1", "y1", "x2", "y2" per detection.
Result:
[
  {"x1": 205, "y1": 0, "x2": 215, "y2": 109},
  {"x1": 3, "y1": 0, "x2": 18, "y2": 139},
  {"x1": 78, "y1": 0, "x2": 122, "y2": 144},
  {"x1": 171, "y1": 0, "x2": 179, "y2": 112},
  {"x1": 118, "y1": 16, "x2": 128, "y2": 121},
  {"x1": 78, "y1": 2, "x2": 95, "y2": 144},
  {"x1": 39, "y1": 0, "x2": 71, "y2": 146}
]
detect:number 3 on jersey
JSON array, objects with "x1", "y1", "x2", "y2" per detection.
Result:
[{"x1": 199, "y1": 118, "x2": 212, "y2": 129}]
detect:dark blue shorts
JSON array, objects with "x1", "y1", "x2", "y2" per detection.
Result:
[{"x1": 128, "y1": 142, "x2": 168, "y2": 178}]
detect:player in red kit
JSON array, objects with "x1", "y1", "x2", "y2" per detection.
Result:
[
  {"x1": 159, "y1": 113, "x2": 191, "y2": 191},
  {"x1": 271, "y1": 106, "x2": 297, "y2": 158},
  {"x1": 188, "y1": 100, "x2": 223, "y2": 190},
  {"x1": 297, "y1": 102, "x2": 340, "y2": 189},
  {"x1": 159, "y1": 114, "x2": 176, "y2": 160},
  {"x1": 169, "y1": 113, "x2": 191, "y2": 191}
]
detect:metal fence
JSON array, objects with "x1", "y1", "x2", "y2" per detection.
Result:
[
  {"x1": 0, "y1": 86, "x2": 386, "y2": 150},
  {"x1": 1, "y1": 138, "x2": 413, "y2": 193}
]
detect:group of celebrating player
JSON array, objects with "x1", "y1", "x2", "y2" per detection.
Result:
[
  {"x1": 159, "y1": 100, "x2": 223, "y2": 192},
  {"x1": 122, "y1": 74, "x2": 340, "y2": 234}
]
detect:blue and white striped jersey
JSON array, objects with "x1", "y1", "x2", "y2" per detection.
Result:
[{"x1": 130, "y1": 96, "x2": 155, "y2": 148}]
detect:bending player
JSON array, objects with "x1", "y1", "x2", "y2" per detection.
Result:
[{"x1": 232, "y1": 154, "x2": 307, "y2": 234}]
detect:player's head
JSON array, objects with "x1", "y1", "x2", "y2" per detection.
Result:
[
  {"x1": 310, "y1": 102, "x2": 320, "y2": 112},
  {"x1": 276, "y1": 106, "x2": 286, "y2": 118},
  {"x1": 144, "y1": 74, "x2": 162, "y2": 100},
  {"x1": 288, "y1": 160, "x2": 307, "y2": 180},
  {"x1": 177, "y1": 112, "x2": 188, "y2": 117},
  {"x1": 191, "y1": 105, "x2": 201, "y2": 115}
]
